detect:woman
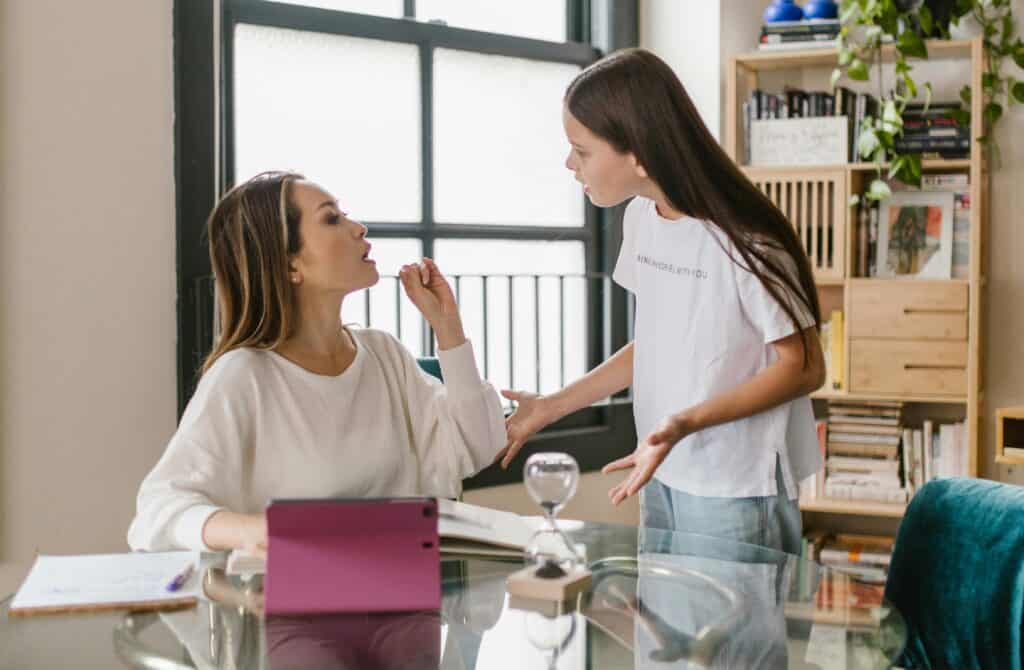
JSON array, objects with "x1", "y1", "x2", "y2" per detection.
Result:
[
  {"x1": 501, "y1": 49, "x2": 825, "y2": 554},
  {"x1": 128, "y1": 171, "x2": 505, "y2": 554}
]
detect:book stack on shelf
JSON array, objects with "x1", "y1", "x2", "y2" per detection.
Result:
[
  {"x1": 757, "y1": 19, "x2": 840, "y2": 52},
  {"x1": 741, "y1": 87, "x2": 878, "y2": 165},
  {"x1": 793, "y1": 531, "x2": 892, "y2": 620},
  {"x1": 895, "y1": 102, "x2": 970, "y2": 158},
  {"x1": 819, "y1": 401, "x2": 909, "y2": 504},
  {"x1": 855, "y1": 172, "x2": 971, "y2": 279},
  {"x1": 901, "y1": 419, "x2": 970, "y2": 496}
]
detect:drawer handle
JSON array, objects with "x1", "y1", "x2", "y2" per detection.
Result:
[
  {"x1": 903, "y1": 364, "x2": 967, "y2": 371},
  {"x1": 902, "y1": 308, "x2": 966, "y2": 315}
]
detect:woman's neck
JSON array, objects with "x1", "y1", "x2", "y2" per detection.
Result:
[{"x1": 275, "y1": 292, "x2": 356, "y2": 375}]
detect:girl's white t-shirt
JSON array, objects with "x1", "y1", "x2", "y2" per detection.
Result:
[
  {"x1": 613, "y1": 197, "x2": 822, "y2": 499},
  {"x1": 126, "y1": 328, "x2": 506, "y2": 552}
]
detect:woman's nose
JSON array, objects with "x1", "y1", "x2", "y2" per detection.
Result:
[
  {"x1": 564, "y1": 150, "x2": 574, "y2": 171},
  {"x1": 353, "y1": 220, "x2": 368, "y2": 237}
]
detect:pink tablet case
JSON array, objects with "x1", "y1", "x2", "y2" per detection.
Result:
[{"x1": 265, "y1": 497, "x2": 440, "y2": 615}]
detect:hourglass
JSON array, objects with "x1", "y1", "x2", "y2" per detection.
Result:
[{"x1": 506, "y1": 453, "x2": 591, "y2": 617}]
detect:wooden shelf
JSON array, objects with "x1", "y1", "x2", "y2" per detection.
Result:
[
  {"x1": 741, "y1": 159, "x2": 971, "y2": 176},
  {"x1": 811, "y1": 389, "x2": 967, "y2": 404},
  {"x1": 799, "y1": 498, "x2": 907, "y2": 518},
  {"x1": 734, "y1": 38, "x2": 975, "y2": 72},
  {"x1": 784, "y1": 601, "x2": 886, "y2": 629}
]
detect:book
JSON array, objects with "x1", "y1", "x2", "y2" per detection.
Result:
[
  {"x1": 829, "y1": 310, "x2": 844, "y2": 390},
  {"x1": 228, "y1": 500, "x2": 535, "y2": 575},
  {"x1": 10, "y1": 552, "x2": 200, "y2": 616},
  {"x1": 828, "y1": 441, "x2": 899, "y2": 459},
  {"x1": 827, "y1": 423, "x2": 902, "y2": 436},
  {"x1": 827, "y1": 414, "x2": 901, "y2": 426},
  {"x1": 829, "y1": 432, "x2": 900, "y2": 445}
]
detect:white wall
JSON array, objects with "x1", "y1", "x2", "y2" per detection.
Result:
[
  {"x1": 0, "y1": 1, "x2": 177, "y2": 594},
  {"x1": 642, "y1": 0, "x2": 1024, "y2": 485}
]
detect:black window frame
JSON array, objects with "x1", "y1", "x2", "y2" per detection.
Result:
[{"x1": 174, "y1": 0, "x2": 638, "y2": 488}]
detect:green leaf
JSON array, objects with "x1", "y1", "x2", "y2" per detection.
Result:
[
  {"x1": 840, "y1": 2, "x2": 861, "y2": 25},
  {"x1": 849, "y1": 194, "x2": 861, "y2": 207},
  {"x1": 897, "y1": 28, "x2": 928, "y2": 59},
  {"x1": 919, "y1": 5, "x2": 934, "y2": 34},
  {"x1": 830, "y1": 68, "x2": 843, "y2": 92},
  {"x1": 887, "y1": 155, "x2": 906, "y2": 179},
  {"x1": 904, "y1": 75, "x2": 918, "y2": 98},
  {"x1": 838, "y1": 48, "x2": 854, "y2": 66},
  {"x1": 1013, "y1": 81, "x2": 1024, "y2": 104},
  {"x1": 950, "y1": 108, "x2": 971, "y2": 126},
  {"x1": 881, "y1": 99, "x2": 903, "y2": 134},
  {"x1": 867, "y1": 179, "x2": 892, "y2": 201},
  {"x1": 848, "y1": 58, "x2": 870, "y2": 81},
  {"x1": 858, "y1": 127, "x2": 881, "y2": 160},
  {"x1": 960, "y1": 85, "x2": 972, "y2": 104},
  {"x1": 1015, "y1": 44, "x2": 1024, "y2": 69},
  {"x1": 985, "y1": 101, "x2": 1004, "y2": 125},
  {"x1": 906, "y1": 153, "x2": 923, "y2": 181},
  {"x1": 983, "y1": 72, "x2": 998, "y2": 88},
  {"x1": 866, "y1": 25, "x2": 884, "y2": 45},
  {"x1": 924, "y1": 82, "x2": 933, "y2": 111}
]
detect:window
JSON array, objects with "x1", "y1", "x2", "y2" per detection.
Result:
[{"x1": 175, "y1": 0, "x2": 638, "y2": 484}]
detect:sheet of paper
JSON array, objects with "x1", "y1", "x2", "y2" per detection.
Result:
[
  {"x1": 10, "y1": 551, "x2": 199, "y2": 611},
  {"x1": 805, "y1": 623, "x2": 848, "y2": 669}
]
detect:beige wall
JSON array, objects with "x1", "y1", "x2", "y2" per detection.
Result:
[{"x1": 0, "y1": 1, "x2": 177, "y2": 594}]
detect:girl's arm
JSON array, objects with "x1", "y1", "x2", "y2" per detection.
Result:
[
  {"x1": 202, "y1": 511, "x2": 267, "y2": 556},
  {"x1": 604, "y1": 328, "x2": 824, "y2": 504},
  {"x1": 499, "y1": 341, "x2": 634, "y2": 468}
]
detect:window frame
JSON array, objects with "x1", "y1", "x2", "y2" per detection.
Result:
[{"x1": 174, "y1": 0, "x2": 638, "y2": 488}]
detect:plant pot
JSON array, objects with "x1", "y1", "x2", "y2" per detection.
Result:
[{"x1": 804, "y1": 0, "x2": 839, "y2": 20}]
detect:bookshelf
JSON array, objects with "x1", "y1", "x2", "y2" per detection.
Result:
[{"x1": 726, "y1": 38, "x2": 988, "y2": 520}]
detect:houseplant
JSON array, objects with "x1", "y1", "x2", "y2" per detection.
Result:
[{"x1": 833, "y1": 0, "x2": 1024, "y2": 201}]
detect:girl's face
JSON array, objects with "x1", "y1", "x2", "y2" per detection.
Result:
[
  {"x1": 288, "y1": 181, "x2": 379, "y2": 295},
  {"x1": 562, "y1": 106, "x2": 646, "y2": 208}
]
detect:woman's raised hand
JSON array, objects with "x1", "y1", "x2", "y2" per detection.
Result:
[{"x1": 399, "y1": 258, "x2": 466, "y2": 350}]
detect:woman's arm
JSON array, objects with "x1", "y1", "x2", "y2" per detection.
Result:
[
  {"x1": 604, "y1": 328, "x2": 824, "y2": 504},
  {"x1": 201, "y1": 511, "x2": 267, "y2": 556},
  {"x1": 499, "y1": 341, "x2": 634, "y2": 468}
]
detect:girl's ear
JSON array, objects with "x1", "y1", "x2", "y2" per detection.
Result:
[{"x1": 629, "y1": 153, "x2": 649, "y2": 179}]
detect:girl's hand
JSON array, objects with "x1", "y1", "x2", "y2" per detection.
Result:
[
  {"x1": 498, "y1": 390, "x2": 559, "y2": 468},
  {"x1": 399, "y1": 258, "x2": 466, "y2": 349},
  {"x1": 602, "y1": 412, "x2": 693, "y2": 505}
]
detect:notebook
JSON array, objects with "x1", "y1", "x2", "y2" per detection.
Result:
[
  {"x1": 227, "y1": 499, "x2": 533, "y2": 575},
  {"x1": 9, "y1": 551, "x2": 200, "y2": 616}
]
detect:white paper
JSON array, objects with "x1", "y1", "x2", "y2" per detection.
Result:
[
  {"x1": 805, "y1": 623, "x2": 848, "y2": 669},
  {"x1": 10, "y1": 551, "x2": 199, "y2": 611}
]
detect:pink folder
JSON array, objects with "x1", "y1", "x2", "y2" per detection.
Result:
[{"x1": 265, "y1": 497, "x2": 440, "y2": 615}]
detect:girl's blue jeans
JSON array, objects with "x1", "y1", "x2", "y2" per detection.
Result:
[{"x1": 639, "y1": 455, "x2": 803, "y2": 556}]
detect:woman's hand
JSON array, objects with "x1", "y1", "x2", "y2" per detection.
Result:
[
  {"x1": 602, "y1": 412, "x2": 694, "y2": 504},
  {"x1": 238, "y1": 514, "x2": 268, "y2": 558},
  {"x1": 203, "y1": 511, "x2": 267, "y2": 556},
  {"x1": 498, "y1": 390, "x2": 560, "y2": 468},
  {"x1": 399, "y1": 258, "x2": 466, "y2": 350}
]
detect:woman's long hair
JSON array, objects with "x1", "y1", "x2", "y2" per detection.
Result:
[
  {"x1": 566, "y1": 48, "x2": 822, "y2": 364},
  {"x1": 201, "y1": 171, "x2": 305, "y2": 375}
]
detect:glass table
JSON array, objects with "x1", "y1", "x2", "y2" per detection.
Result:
[{"x1": 0, "y1": 522, "x2": 905, "y2": 669}]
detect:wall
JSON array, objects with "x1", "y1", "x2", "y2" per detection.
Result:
[{"x1": 0, "y1": 1, "x2": 177, "y2": 594}]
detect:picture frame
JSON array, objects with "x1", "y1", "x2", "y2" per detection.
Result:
[{"x1": 876, "y1": 190, "x2": 954, "y2": 279}]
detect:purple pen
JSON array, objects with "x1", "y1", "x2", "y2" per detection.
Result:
[{"x1": 166, "y1": 562, "x2": 195, "y2": 592}]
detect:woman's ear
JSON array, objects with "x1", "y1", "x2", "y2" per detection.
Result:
[
  {"x1": 288, "y1": 261, "x2": 302, "y2": 285},
  {"x1": 629, "y1": 154, "x2": 648, "y2": 179}
]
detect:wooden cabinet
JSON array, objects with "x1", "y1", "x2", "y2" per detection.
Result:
[
  {"x1": 849, "y1": 339, "x2": 967, "y2": 396},
  {"x1": 849, "y1": 281, "x2": 968, "y2": 340}
]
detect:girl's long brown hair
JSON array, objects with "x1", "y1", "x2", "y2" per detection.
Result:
[
  {"x1": 201, "y1": 171, "x2": 305, "y2": 375},
  {"x1": 566, "y1": 48, "x2": 822, "y2": 364}
]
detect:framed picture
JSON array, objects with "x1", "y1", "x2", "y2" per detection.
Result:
[{"x1": 877, "y1": 190, "x2": 954, "y2": 279}]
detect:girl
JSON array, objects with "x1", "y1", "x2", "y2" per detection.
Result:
[
  {"x1": 128, "y1": 171, "x2": 505, "y2": 554},
  {"x1": 502, "y1": 49, "x2": 825, "y2": 554}
]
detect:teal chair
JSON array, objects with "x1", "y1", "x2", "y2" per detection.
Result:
[
  {"x1": 417, "y1": 357, "x2": 443, "y2": 382},
  {"x1": 884, "y1": 478, "x2": 1024, "y2": 669}
]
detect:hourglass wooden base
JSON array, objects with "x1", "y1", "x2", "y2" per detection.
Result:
[{"x1": 506, "y1": 565, "x2": 592, "y2": 616}]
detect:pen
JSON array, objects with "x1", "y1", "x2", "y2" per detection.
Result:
[{"x1": 166, "y1": 562, "x2": 195, "y2": 592}]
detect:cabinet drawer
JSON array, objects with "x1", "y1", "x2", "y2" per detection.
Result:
[
  {"x1": 850, "y1": 281, "x2": 968, "y2": 339},
  {"x1": 849, "y1": 339, "x2": 967, "y2": 396}
]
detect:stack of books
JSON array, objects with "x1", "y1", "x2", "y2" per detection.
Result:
[
  {"x1": 741, "y1": 87, "x2": 878, "y2": 164},
  {"x1": 895, "y1": 102, "x2": 970, "y2": 158},
  {"x1": 757, "y1": 19, "x2": 840, "y2": 51},
  {"x1": 824, "y1": 400, "x2": 909, "y2": 504},
  {"x1": 900, "y1": 419, "x2": 970, "y2": 496},
  {"x1": 793, "y1": 531, "x2": 892, "y2": 617}
]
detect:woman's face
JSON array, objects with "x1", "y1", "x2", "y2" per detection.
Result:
[
  {"x1": 562, "y1": 106, "x2": 645, "y2": 208},
  {"x1": 288, "y1": 180, "x2": 379, "y2": 295}
]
